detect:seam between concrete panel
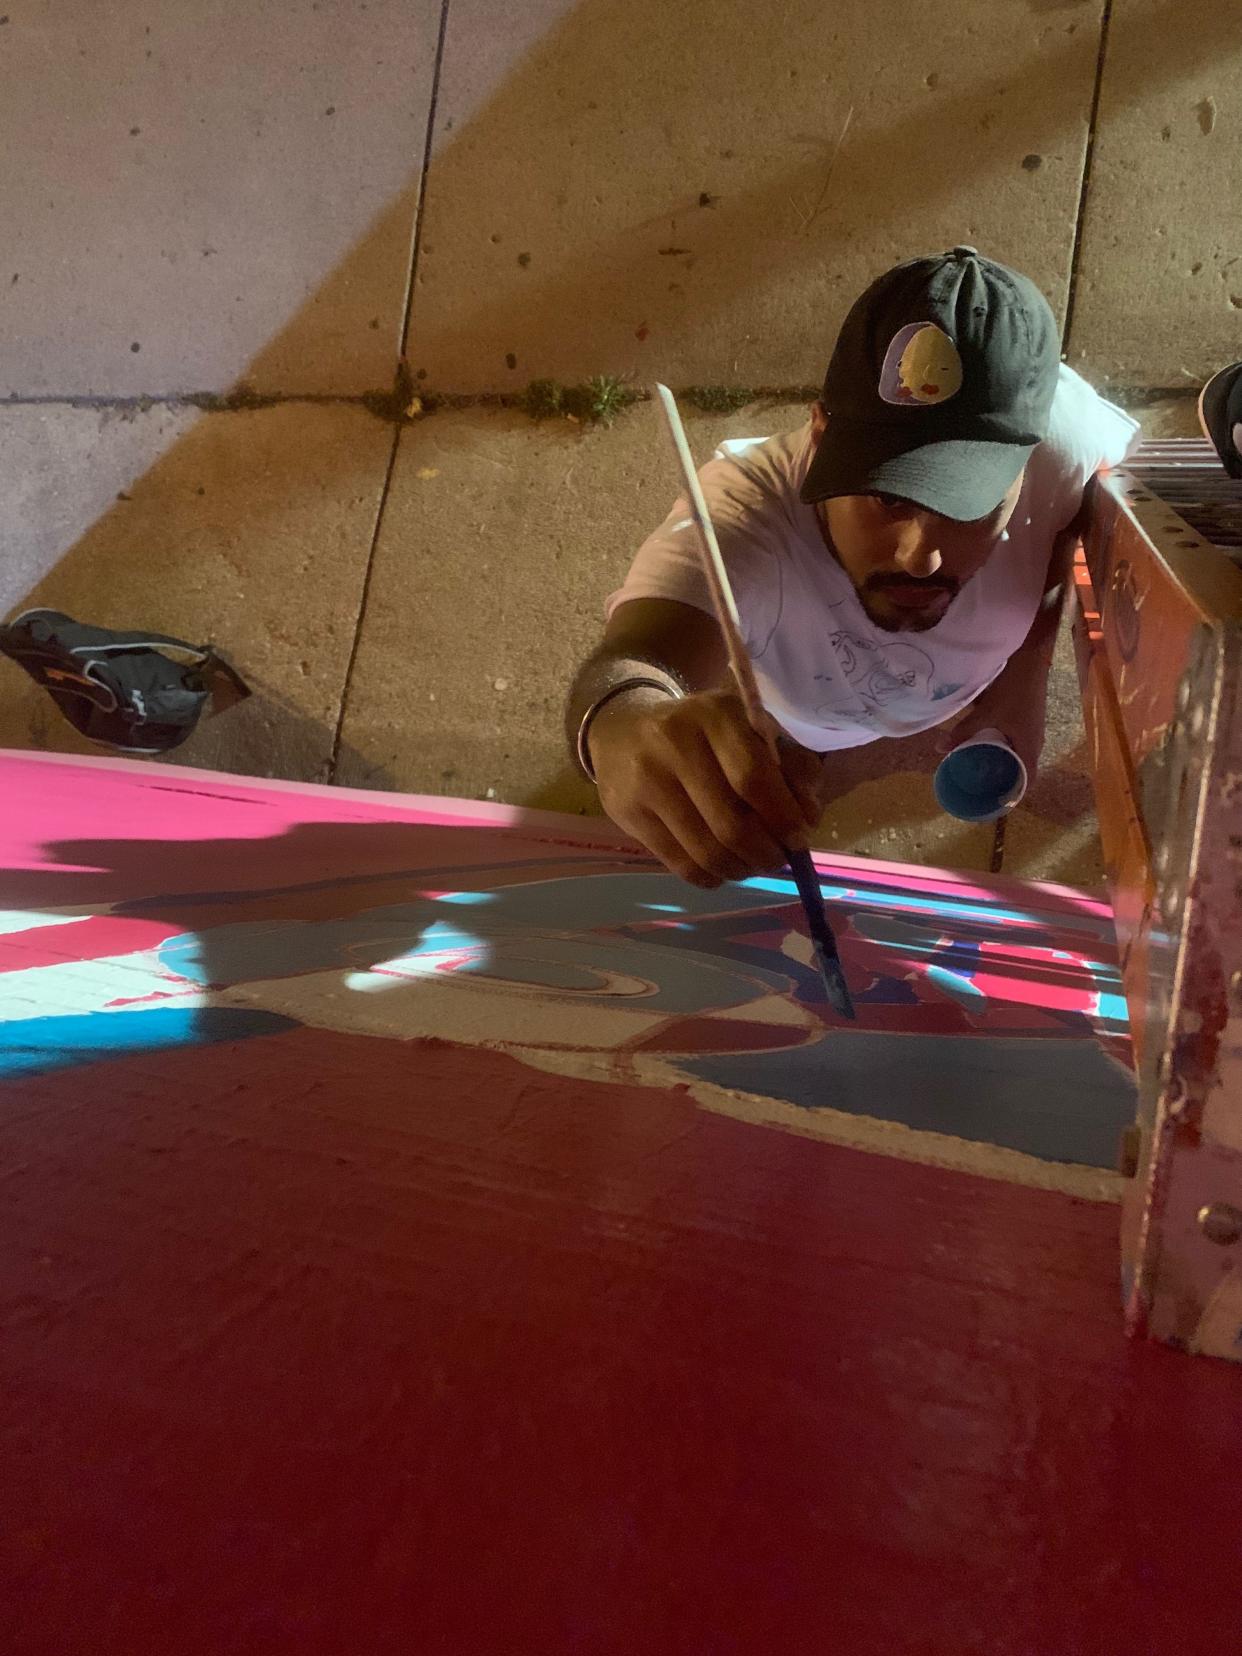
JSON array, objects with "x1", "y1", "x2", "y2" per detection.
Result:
[
  {"x1": 0, "y1": 391, "x2": 396, "y2": 415},
  {"x1": 328, "y1": 1, "x2": 452, "y2": 785},
  {"x1": 0, "y1": 383, "x2": 1198, "y2": 419},
  {"x1": 1062, "y1": 0, "x2": 1115, "y2": 357},
  {"x1": 328, "y1": 423, "x2": 403, "y2": 785},
  {"x1": 398, "y1": 0, "x2": 452, "y2": 373}
]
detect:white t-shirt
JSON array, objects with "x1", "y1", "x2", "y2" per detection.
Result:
[{"x1": 608, "y1": 365, "x2": 1140, "y2": 752}]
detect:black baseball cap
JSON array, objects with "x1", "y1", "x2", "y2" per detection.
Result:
[{"x1": 800, "y1": 247, "x2": 1061, "y2": 520}]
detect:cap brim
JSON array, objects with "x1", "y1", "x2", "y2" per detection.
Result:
[{"x1": 800, "y1": 423, "x2": 1034, "y2": 521}]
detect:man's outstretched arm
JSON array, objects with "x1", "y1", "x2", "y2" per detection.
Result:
[
  {"x1": 565, "y1": 598, "x2": 821, "y2": 889},
  {"x1": 564, "y1": 597, "x2": 728, "y2": 757},
  {"x1": 947, "y1": 491, "x2": 1092, "y2": 777}
]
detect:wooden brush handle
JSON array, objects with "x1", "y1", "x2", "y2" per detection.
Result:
[{"x1": 652, "y1": 383, "x2": 775, "y2": 754}]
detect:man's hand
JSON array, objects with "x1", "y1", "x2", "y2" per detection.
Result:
[
  {"x1": 937, "y1": 513, "x2": 1082, "y2": 786},
  {"x1": 588, "y1": 686, "x2": 823, "y2": 888},
  {"x1": 941, "y1": 691, "x2": 1047, "y2": 785}
]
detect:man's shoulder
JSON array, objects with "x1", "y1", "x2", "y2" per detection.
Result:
[
  {"x1": 1038, "y1": 364, "x2": 1141, "y2": 478},
  {"x1": 702, "y1": 424, "x2": 813, "y2": 512}
]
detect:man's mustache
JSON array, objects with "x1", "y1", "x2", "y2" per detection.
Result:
[{"x1": 864, "y1": 572, "x2": 960, "y2": 596}]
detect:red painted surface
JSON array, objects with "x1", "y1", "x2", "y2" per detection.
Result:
[{"x1": 5, "y1": 1026, "x2": 1242, "y2": 1656}]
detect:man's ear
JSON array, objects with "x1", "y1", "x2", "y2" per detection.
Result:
[{"x1": 809, "y1": 400, "x2": 829, "y2": 446}]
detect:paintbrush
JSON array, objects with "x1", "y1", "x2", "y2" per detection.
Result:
[{"x1": 652, "y1": 383, "x2": 856, "y2": 1020}]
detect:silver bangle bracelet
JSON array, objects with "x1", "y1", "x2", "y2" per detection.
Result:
[{"x1": 575, "y1": 675, "x2": 684, "y2": 782}]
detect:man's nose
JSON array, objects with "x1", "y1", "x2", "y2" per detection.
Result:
[{"x1": 892, "y1": 515, "x2": 943, "y2": 578}]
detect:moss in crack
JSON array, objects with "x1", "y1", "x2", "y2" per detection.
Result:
[
  {"x1": 681, "y1": 385, "x2": 757, "y2": 415},
  {"x1": 185, "y1": 386, "x2": 283, "y2": 413},
  {"x1": 360, "y1": 387, "x2": 402, "y2": 421},
  {"x1": 562, "y1": 375, "x2": 637, "y2": 426},
  {"x1": 521, "y1": 378, "x2": 566, "y2": 419},
  {"x1": 521, "y1": 375, "x2": 638, "y2": 426}
]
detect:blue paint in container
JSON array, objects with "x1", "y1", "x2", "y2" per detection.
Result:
[{"x1": 933, "y1": 728, "x2": 1027, "y2": 823}]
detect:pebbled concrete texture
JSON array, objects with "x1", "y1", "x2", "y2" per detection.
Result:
[
  {"x1": 1113, "y1": 393, "x2": 1201, "y2": 440},
  {"x1": 0, "y1": 404, "x2": 395, "y2": 782},
  {"x1": 334, "y1": 402, "x2": 666, "y2": 811},
  {"x1": 411, "y1": 0, "x2": 1107, "y2": 392},
  {"x1": 0, "y1": 0, "x2": 440, "y2": 397},
  {"x1": 1068, "y1": 0, "x2": 1242, "y2": 390}
]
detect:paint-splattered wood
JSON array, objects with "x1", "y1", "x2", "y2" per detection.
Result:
[
  {"x1": 3, "y1": 751, "x2": 1240, "y2": 1654},
  {"x1": 1080, "y1": 459, "x2": 1242, "y2": 1359},
  {"x1": 1, "y1": 752, "x2": 1136, "y2": 1191},
  {"x1": 6, "y1": 1029, "x2": 1242, "y2": 1656}
]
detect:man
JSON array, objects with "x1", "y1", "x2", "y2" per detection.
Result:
[{"x1": 565, "y1": 247, "x2": 1140, "y2": 889}]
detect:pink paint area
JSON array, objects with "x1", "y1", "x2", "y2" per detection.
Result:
[
  {"x1": 970, "y1": 938, "x2": 1111, "y2": 1015},
  {"x1": 0, "y1": 913, "x2": 186, "y2": 973},
  {"x1": 0, "y1": 748, "x2": 1107, "y2": 907},
  {"x1": 1, "y1": 749, "x2": 1135, "y2": 1171},
  {"x1": 1, "y1": 748, "x2": 642, "y2": 854}
]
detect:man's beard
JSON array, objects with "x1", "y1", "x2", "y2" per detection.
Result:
[
  {"x1": 858, "y1": 573, "x2": 961, "y2": 633},
  {"x1": 811, "y1": 505, "x2": 972, "y2": 631}
]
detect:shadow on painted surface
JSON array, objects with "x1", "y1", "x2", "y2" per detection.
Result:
[{"x1": 1, "y1": 753, "x2": 1134, "y2": 1175}]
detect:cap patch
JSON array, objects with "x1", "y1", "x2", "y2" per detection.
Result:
[{"x1": 879, "y1": 322, "x2": 963, "y2": 407}]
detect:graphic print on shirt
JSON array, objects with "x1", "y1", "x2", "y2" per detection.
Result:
[{"x1": 814, "y1": 613, "x2": 936, "y2": 721}]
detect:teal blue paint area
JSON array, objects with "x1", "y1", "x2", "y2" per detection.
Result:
[{"x1": 0, "y1": 1006, "x2": 299, "y2": 1081}]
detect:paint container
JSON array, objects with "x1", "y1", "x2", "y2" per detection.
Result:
[{"x1": 933, "y1": 727, "x2": 1027, "y2": 823}]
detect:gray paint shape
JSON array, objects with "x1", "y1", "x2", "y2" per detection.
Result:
[{"x1": 683, "y1": 1034, "x2": 1136, "y2": 1169}]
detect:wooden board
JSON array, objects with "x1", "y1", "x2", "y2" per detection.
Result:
[{"x1": 4, "y1": 750, "x2": 1241, "y2": 1655}]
